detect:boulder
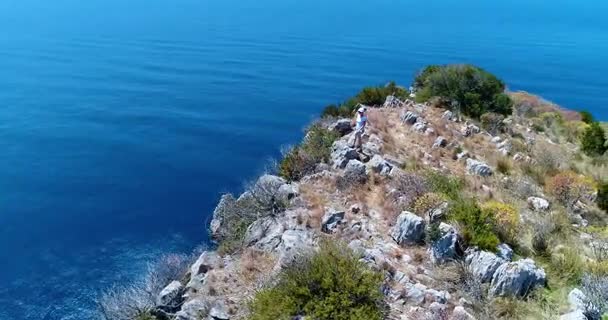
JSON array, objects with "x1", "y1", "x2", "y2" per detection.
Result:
[
  {"x1": 426, "y1": 202, "x2": 449, "y2": 224},
  {"x1": 391, "y1": 212, "x2": 426, "y2": 245},
  {"x1": 329, "y1": 119, "x2": 353, "y2": 136},
  {"x1": 496, "y1": 243, "x2": 514, "y2": 261},
  {"x1": 432, "y1": 136, "x2": 448, "y2": 148},
  {"x1": 362, "y1": 134, "x2": 383, "y2": 155},
  {"x1": 491, "y1": 136, "x2": 502, "y2": 144},
  {"x1": 186, "y1": 252, "x2": 221, "y2": 293},
  {"x1": 456, "y1": 151, "x2": 470, "y2": 161},
  {"x1": 321, "y1": 210, "x2": 345, "y2": 234},
  {"x1": 331, "y1": 140, "x2": 360, "y2": 169},
  {"x1": 277, "y1": 229, "x2": 315, "y2": 267},
  {"x1": 462, "y1": 124, "x2": 480, "y2": 137},
  {"x1": 527, "y1": 197, "x2": 550, "y2": 212},
  {"x1": 209, "y1": 301, "x2": 230, "y2": 320},
  {"x1": 405, "y1": 282, "x2": 427, "y2": 305},
  {"x1": 452, "y1": 306, "x2": 476, "y2": 320},
  {"x1": 466, "y1": 159, "x2": 493, "y2": 177},
  {"x1": 157, "y1": 281, "x2": 184, "y2": 311},
  {"x1": 366, "y1": 155, "x2": 393, "y2": 176},
  {"x1": 497, "y1": 139, "x2": 512, "y2": 155},
  {"x1": 209, "y1": 194, "x2": 237, "y2": 239},
  {"x1": 567, "y1": 288, "x2": 587, "y2": 312},
  {"x1": 465, "y1": 249, "x2": 506, "y2": 283},
  {"x1": 489, "y1": 258, "x2": 546, "y2": 297},
  {"x1": 412, "y1": 122, "x2": 427, "y2": 133},
  {"x1": 430, "y1": 223, "x2": 463, "y2": 264},
  {"x1": 278, "y1": 183, "x2": 299, "y2": 202},
  {"x1": 559, "y1": 310, "x2": 587, "y2": 320},
  {"x1": 176, "y1": 298, "x2": 209, "y2": 320},
  {"x1": 344, "y1": 159, "x2": 368, "y2": 183},
  {"x1": 243, "y1": 216, "x2": 285, "y2": 251},
  {"x1": 401, "y1": 111, "x2": 419, "y2": 124},
  {"x1": 424, "y1": 127, "x2": 436, "y2": 136},
  {"x1": 442, "y1": 110, "x2": 454, "y2": 120}
]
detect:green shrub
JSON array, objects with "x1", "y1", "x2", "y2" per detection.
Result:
[
  {"x1": 425, "y1": 171, "x2": 463, "y2": 200},
  {"x1": 413, "y1": 64, "x2": 512, "y2": 118},
  {"x1": 549, "y1": 247, "x2": 584, "y2": 285},
  {"x1": 279, "y1": 124, "x2": 339, "y2": 181},
  {"x1": 481, "y1": 201, "x2": 519, "y2": 245},
  {"x1": 321, "y1": 82, "x2": 408, "y2": 118},
  {"x1": 580, "y1": 110, "x2": 595, "y2": 124},
  {"x1": 581, "y1": 122, "x2": 608, "y2": 156},
  {"x1": 449, "y1": 199, "x2": 500, "y2": 251},
  {"x1": 598, "y1": 181, "x2": 608, "y2": 212},
  {"x1": 249, "y1": 241, "x2": 385, "y2": 320}
]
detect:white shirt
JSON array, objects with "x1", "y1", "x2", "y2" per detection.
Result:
[{"x1": 356, "y1": 113, "x2": 367, "y2": 131}]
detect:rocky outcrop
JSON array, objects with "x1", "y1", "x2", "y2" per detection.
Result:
[
  {"x1": 329, "y1": 119, "x2": 353, "y2": 136},
  {"x1": 363, "y1": 134, "x2": 383, "y2": 155},
  {"x1": 331, "y1": 139, "x2": 360, "y2": 169},
  {"x1": 401, "y1": 111, "x2": 419, "y2": 124},
  {"x1": 432, "y1": 136, "x2": 448, "y2": 148},
  {"x1": 429, "y1": 223, "x2": 462, "y2": 264},
  {"x1": 465, "y1": 248, "x2": 506, "y2": 283},
  {"x1": 489, "y1": 258, "x2": 546, "y2": 297},
  {"x1": 243, "y1": 216, "x2": 284, "y2": 251},
  {"x1": 466, "y1": 158, "x2": 493, "y2": 177},
  {"x1": 321, "y1": 210, "x2": 345, "y2": 234},
  {"x1": 157, "y1": 281, "x2": 184, "y2": 312},
  {"x1": 496, "y1": 243, "x2": 514, "y2": 261},
  {"x1": 186, "y1": 252, "x2": 221, "y2": 294},
  {"x1": 391, "y1": 212, "x2": 425, "y2": 245},
  {"x1": 527, "y1": 197, "x2": 550, "y2": 212},
  {"x1": 461, "y1": 124, "x2": 480, "y2": 137},
  {"x1": 366, "y1": 155, "x2": 393, "y2": 176}
]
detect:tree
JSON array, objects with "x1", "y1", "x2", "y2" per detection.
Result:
[{"x1": 581, "y1": 122, "x2": 607, "y2": 156}]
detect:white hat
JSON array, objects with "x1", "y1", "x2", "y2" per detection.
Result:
[{"x1": 357, "y1": 106, "x2": 366, "y2": 113}]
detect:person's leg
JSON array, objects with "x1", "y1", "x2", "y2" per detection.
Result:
[{"x1": 354, "y1": 131, "x2": 362, "y2": 150}]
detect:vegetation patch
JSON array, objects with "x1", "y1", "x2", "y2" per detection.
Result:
[
  {"x1": 248, "y1": 241, "x2": 385, "y2": 320},
  {"x1": 321, "y1": 82, "x2": 408, "y2": 118},
  {"x1": 449, "y1": 199, "x2": 500, "y2": 251}
]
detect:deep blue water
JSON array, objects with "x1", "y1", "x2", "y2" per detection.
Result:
[{"x1": 1, "y1": 0, "x2": 607, "y2": 319}]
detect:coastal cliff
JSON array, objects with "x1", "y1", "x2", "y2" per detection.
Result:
[{"x1": 99, "y1": 65, "x2": 608, "y2": 320}]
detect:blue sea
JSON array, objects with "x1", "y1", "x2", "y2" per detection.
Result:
[{"x1": 1, "y1": 0, "x2": 607, "y2": 318}]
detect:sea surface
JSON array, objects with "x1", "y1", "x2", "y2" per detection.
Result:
[{"x1": 1, "y1": 0, "x2": 607, "y2": 318}]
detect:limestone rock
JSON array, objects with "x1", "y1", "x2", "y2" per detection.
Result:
[
  {"x1": 186, "y1": 252, "x2": 221, "y2": 292},
  {"x1": 329, "y1": 118, "x2": 353, "y2": 136},
  {"x1": 412, "y1": 122, "x2": 427, "y2": 133},
  {"x1": 432, "y1": 136, "x2": 448, "y2": 148},
  {"x1": 430, "y1": 223, "x2": 462, "y2": 264},
  {"x1": 362, "y1": 134, "x2": 383, "y2": 155},
  {"x1": 401, "y1": 111, "x2": 419, "y2": 124},
  {"x1": 442, "y1": 110, "x2": 454, "y2": 120},
  {"x1": 559, "y1": 310, "x2": 587, "y2": 320},
  {"x1": 331, "y1": 139, "x2": 360, "y2": 169},
  {"x1": 157, "y1": 281, "x2": 184, "y2": 312},
  {"x1": 344, "y1": 159, "x2": 368, "y2": 183},
  {"x1": 465, "y1": 249, "x2": 506, "y2": 283},
  {"x1": 209, "y1": 301, "x2": 230, "y2": 320},
  {"x1": 489, "y1": 258, "x2": 546, "y2": 297},
  {"x1": 452, "y1": 306, "x2": 476, "y2": 320},
  {"x1": 527, "y1": 197, "x2": 550, "y2": 212},
  {"x1": 176, "y1": 299, "x2": 209, "y2": 320},
  {"x1": 321, "y1": 210, "x2": 345, "y2": 234},
  {"x1": 366, "y1": 155, "x2": 393, "y2": 176},
  {"x1": 243, "y1": 216, "x2": 285, "y2": 251},
  {"x1": 391, "y1": 212, "x2": 426, "y2": 245},
  {"x1": 466, "y1": 158, "x2": 493, "y2": 177},
  {"x1": 567, "y1": 288, "x2": 587, "y2": 312},
  {"x1": 496, "y1": 243, "x2": 514, "y2": 261}
]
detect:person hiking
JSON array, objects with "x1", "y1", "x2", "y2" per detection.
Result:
[{"x1": 352, "y1": 106, "x2": 368, "y2": 151}]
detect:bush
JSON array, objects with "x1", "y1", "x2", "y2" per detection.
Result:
[
  {"x1": 481, "y1": 201, "x2": 520, "y2": 244},
  {"x1": 413, "y1": 192, "x2": 447, "y2": 216},
  {"x1": 425, "y1": 171, "x2": 463, "y2": 200},
  {"x1": 581, "y1": 122, "x2": 608, "y2": 156},
  {"x1": 449, "y1": 199, "x2": 500, "y2": 251},
  {"x1": 279, "y1": 124, "x2": 339, "y2": 181},
  {"x1": 580, "y1": 110, "x2": 595, "y2": 124},
  {"x1": 598, "y1": 181, "x2": 608, "y2": 212},
  {"x1": 546, "y1": 171, "x2": 596, "y2": 208},
  {"x1": 480, "y1": 112, "x2": 506, "y2": 135},
  {"x1": 321, "y1": 82, "x2": 408, "y2": 118},
  {"x1": 549, "y1": 247, "x2": 584, "y2": 285},
  {"x1": 98, "y1": 254, "x2": 193, "y2": 320},
  {"x1": 389, "y1": 171, "x2": 429, "y2": 210},
  {"x1": 249, "y1": 241, "x2": 385, "y2": 320},
  {"x1": 413, "y1": 64, "x2": 512, "y2": 118}
]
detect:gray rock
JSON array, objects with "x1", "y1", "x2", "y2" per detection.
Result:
[
  {"x1": 489, "y1": 258, "x2": 546, "y2": 297},
  {"x1": 391, "y1": 212, "x2": 426, "y2": 245},
  {"x1": 344, "y1": 159, "x2": 368, "y2": 182},
  {"x1": 278, "y1": 229, "x2": 315, "y2": 266},
  {"x1": 209, "y1": 301, "x2": 230, "y2": 320},
  {"x1": 176, "y1": 299, "x2": 209, "y2": 320},
  {"x1": 186, "y1": 251, "x2": 221, "y2": 292},
  {"x1": 430, "y1": 223, "x2": 462, "y2": 264},
  {"x1": 331, "y1": 140, "x2": 360, "y2": 169},
  {"x1": 321, "y1": 210, "x2": 345, "y2": 234},
  {"x1": 466, "y1": 158, "x2": 493, "y2": 177},
  {"x1": 432, "y1": 136, "x2": 448, "y2": 148},
  {"x1": 278, "y1": 183, "x2": 299, "y2": 201},
  {"x1": 452, "y1": 306, "x2": 476, "y2": 320},
  {"x1": 527, "y1": 197, "x2": 550, "y2": 212},
  {"x1": 560, "y1": 310, "x2": 587, "y2": 320},
  {"x1": 157, "y1": 281, "x2": 184, "y2": 311},
  {"x1": 426, "y1": 202, "x2": 449, "y2": 224},
  {"x1": 362, "y1": 134, "x2": 383, "y2": 155},
  {"x1": 209, "y1": 194, "x2": 237, "y2": 239},
  {"x1": 497, "y1": 139, "x2": 512, "y2": 155},
  {"x1": 329, "y1": 119, "x2": 353, "y2": 136},
  {"x1": 491, "y1": 136, "x2": 502, "y2": 144},
  {"x1": 462, "y1": 124, "x2": 480, "y2": 137},
  {"x1": 401, "y1": 111, "x2": 419, "y2": 124},
  {"x1": 442, "y1": 110, "x2": 454, "y2": 120},
  {"x1": 424, "y1": 127, "x2": 436, "y2": 136},
  {"x1": 366, "y1": 155, "x2": 393, "y2": 176},
  {"x1": 465, "y1": 249, "x2": 506, "y2": 283},
  {"x1": 426, "y1": 289, "x2": 451, "y2": 304},
  {"x1": 383, "y1": 155, "x2": 406, "y2": 168},
  {"x1": 405, "y1": 282, "x2": 427, "y2": 305},
  {"x1": 243, "y1": 216, "x2": 285, "y2": 251},
  {"x1": 567, "y1": 288, "x2": 587, "y2": 312},
  {"x1": 412, "y1": 121, "x2": 427, "y2": 133},
  {"x1": 496, "y1": 243, "x2": 514, "y2": 261},
  {"x1": 456, "y1": 151, "x2": 470, "y2": 161}
]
